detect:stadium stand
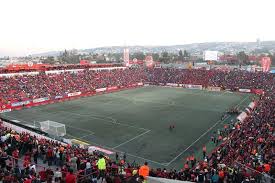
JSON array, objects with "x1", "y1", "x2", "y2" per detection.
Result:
[
  {"x1": 0, "y1": 69, "x2": 146, "y2": 107},
  {"x1": 0, "y1": 67, "x2": 274, "y2": 182}
]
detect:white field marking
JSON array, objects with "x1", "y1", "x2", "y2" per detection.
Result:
[
  {"x1": 27, "y1": 88, "x2": 237, "y2": 128},
  {"x1": 66, "y1": 130, "x2": 166, "y2": 166},
  {"x1": 27, "y1": 108, "x2": 99, "y2": 134},
  {"x1": 31, "y1": 98, "x2": 149, "y2": 131},
  {"x1": 194, "y1": 89, "x2": 231, "y2": 97},
  {"x1": 129, "y1": 97, "x2": 225, "y2": 113},
  {"x1": 111, "y1": 91, "x2": 240, "y2": 112},
  {"x1": 110, "y1": 93, "x2": 173, "y2": 104},
  {"x1": 83, "y1": 137, "x2": 165, "y2": 166},
  {"x1": 4, "y1": 89, "x2": 250, "y2": 167},
  {"x1": 65, "y1": 124, "x2": 95, "y2": 135},
  {"x1": 62, "y1": 120, "x2": 165, "y2": 166},
  {"x1": 58, "y1": 110, "x2": 149, "y2": 131},
  {"x1": 79, "y1": 132, "x2": 95, "y2": 139},
  {"x1": 112, "y1": 130, "x2": 151, "y2": 149},
  {"x1": 216, "y1": 91, "x2": 229, "y2": 97},
  {"x1": 103, "y1": 103, "x2": 141, "y2": 118},
  {"x1": 165, "y1": 95, "x2": 250, "y2": 166},
  {"x1": 5, "y1": 113, "x2": 165, "y2": 166},
  {"x1": 1, "y1": 113, "x2": 96, "y2": 135},
  {"x1": 125, "y1": 152, "x2": 166, "y2": 166},
  {"x1": 14, "y1": 107, "x2": 152, "y2": 149},
  {"x1": 165, "y1": 116, "x2": 231, "y2": 166},
  {"x1": 233, "y1": 94, "x2": 250, "y2": 108},
  {"x1": 26, "y1": 107, "x2": 149, "y2": 132},
  {"x1": 101, "y1": 100, "x2": 115, "y2": 105}
]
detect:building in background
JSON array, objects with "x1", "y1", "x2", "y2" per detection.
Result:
[{"x1": 203, "y1": 51, "x2": 218, "y2": 61}]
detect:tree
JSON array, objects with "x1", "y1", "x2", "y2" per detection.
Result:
[
  {"x1": 237, "y1": 51, "x2": 249, "y2": 65},
  {"x1": 178, "y1": 50, "x2": 183, "y2": 61},
  {"x1": 113, "y1": 53, "x2": 123, "y2": 62},
  {"x1": 159, "y1": 51, "x2": 169, "y2": 63},
  {"x1": 131, "y1": 52, "x2": 145, "y2": 60},
  {"x1": 42, "y1": 56, "x2": 55, "y2": 64},
  {"x1": 58, "y1": 49, "x2": 80, "y2": 64},
  {"x1": 271, "y1": 53, "x2": 275, "y2": 66},
  {"x1": 152, "y1": 53, "x2": 160, "y2": 61},
  {"x1": 161, "y1": 51, "x2": 169, "y2": 58},
  {"x1": 179, "y1": 50, "x2": 183, "y2": 57},
  {"x1": 196, "y1": 58, "x2": 204, "y2": 62},
  {"x1": 184, "y1": 50, "x2": 189, "y2": 57}
]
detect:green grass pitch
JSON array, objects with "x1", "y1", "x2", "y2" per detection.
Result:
[{"x1": 1, "y1": 86, "x2": 252, "y2": 169}]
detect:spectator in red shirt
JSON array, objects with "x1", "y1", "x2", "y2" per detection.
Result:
[{"x1": 65, "y1": 169, "x2": 76, "y2": 183}]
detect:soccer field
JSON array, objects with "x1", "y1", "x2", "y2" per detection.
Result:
[{"x1": 1, "y1": 86, "x2": 252, "y2": 169}]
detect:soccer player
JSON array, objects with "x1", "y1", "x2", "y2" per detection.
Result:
[{"x1": 202, "y1": 145, "x2": 207, "y2": 159}]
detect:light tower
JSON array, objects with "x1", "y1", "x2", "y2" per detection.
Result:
[
  {"x1": 256, "y1": 38, "x2": 261, "y2": 47},
  {"x1": 123, "y1": 48, "x2": 130, "y2": 66}
]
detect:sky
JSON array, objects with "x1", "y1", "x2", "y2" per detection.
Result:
[{"x1": 0, "y1": 0, "x2": 274, "y2": 56}]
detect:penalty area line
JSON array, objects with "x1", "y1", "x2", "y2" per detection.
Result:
[
  {"x1": 165, "y1": 116, "x2": 231, "y2": 166},
  {"x1": 165, "y1": 95, "x2": 250, "y2": 166},
  {"x1": 72, "y1": 134, "x2": 166, "y2": 167},
  {"x1": 79, "y1": 132, "x2": 95, "y2": 139},
  {"x1": 112, "y1": 130, "x2": 151, "y2": 149}
]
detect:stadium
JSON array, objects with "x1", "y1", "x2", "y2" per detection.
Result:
[{"x1": 0, "y1": 63, "x2": 274, "y2": 183}]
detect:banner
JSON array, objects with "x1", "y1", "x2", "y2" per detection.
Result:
[
  {"x1": 237, "y1": 112, "x2": 248, "y2": 122},
  {"x1": 0, "y1": 84, "x2": 142, "y2": 115},
  {"x1": 45, "y1": 70, "x2": 65, "y2": 75},
  {"x1": 137, "y1": 82, "x2": 143, "y2": 86},
  {"x1": 166, "y1": 83, "x2": 178, "y2": 87},
  {"x1": 0, "y1": 72, "x2": 39, "y2": 78},
  {"x1": 207, "y1": 86, "x2": 221, "y2": 91},
  {"x1": 88, "y1": 146, "x2": 114, "y2": 155},
  {"x1": 96, "y1": 88, "x2": 106, "y2": 92},
  {"x1": 239, "y1": 89, "x2": 251, "y2": 93},
  {"x1": 55, "y1": 96, "x2": 63, "y2": 99},
  {"x1": 248, "y1": 102, "x2": 256, "y2": 110},
  {"x1": 107, "y1": 86, "x2": 118, "y2": 91},
  {"x1": 0, "y1": 109, "x2": 11, "y2": 113},
  {"x1": 245, "y1": 108, "x2": 251, "y2": 114},
  {"x1": 11, "y1": 100, "x2": 31, "y2": 107},
  {"x1": 261, "y1": 57, "x2": 271, "y2": 72},
  {"x1": 180, "y1": 84, "x2": 203, "y2": 90},
  {"x1": 33, "y1": 97, "x2": 49, "y2": 103},
  {"x1": 130, "y1": 83, "x2": 137, "y2": 87},
  {"x1": 68, "y1": 92, "x2": 81, "y2": 97}
]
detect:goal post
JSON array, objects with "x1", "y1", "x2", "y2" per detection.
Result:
[{"x1": 39, "y1": 120, "x2": 66, "y2": 137}]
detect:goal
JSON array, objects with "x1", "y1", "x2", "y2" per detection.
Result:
[{"x1": 39, "y1": 120, "x2": 66, "y2": 137}]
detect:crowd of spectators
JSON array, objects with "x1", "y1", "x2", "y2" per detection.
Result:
[
  {"x1": 0, "y1": 69, "x2": 146, "y2": 106},
  {"x1": 0, "y1": 67, "x2": 274, "y2": 182},
  {"x1": 146, "y1": 68, "x2": 214, "y2": 87},
  {"x1": 0, "y1": 121, "x2": 152, "y2": 183},
  {"x1": 147, "y1": 68, "x2": 274, "y2": 182}
]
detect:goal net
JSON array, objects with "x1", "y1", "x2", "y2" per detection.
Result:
[{"x1": 39, "y1": 120, "x2": 66, "y2": 137}]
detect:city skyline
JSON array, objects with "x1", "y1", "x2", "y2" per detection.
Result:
[{"x1": 0, "y1": 0, "x2": 275, "y2": 56}]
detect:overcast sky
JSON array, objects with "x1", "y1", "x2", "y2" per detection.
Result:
[{"x1": 0, "y1": 0, "x2": 274, "y2": 56}]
